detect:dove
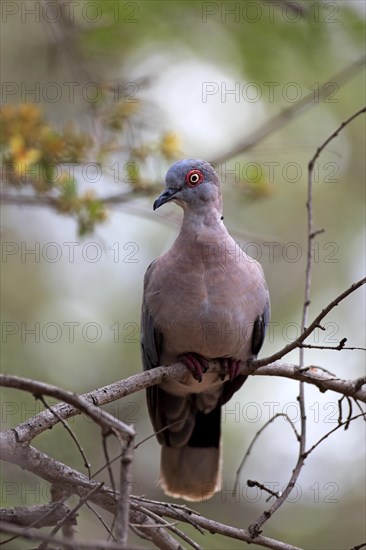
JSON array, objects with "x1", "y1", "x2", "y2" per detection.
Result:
[{"x1": 141, "y1": 159, "x2": 270, "y2": 501}]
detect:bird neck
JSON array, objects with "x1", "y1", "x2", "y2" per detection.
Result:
[
  {"x1": 175, "y1": 200, "x2": 228, "y2": 248},
  {"x1": 182, "y1": 196, "x2": 222, "y2": 226}
]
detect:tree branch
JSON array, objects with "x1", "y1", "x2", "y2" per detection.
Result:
[
  {"x1": 0, "y1": 503, "x2": 71, "y2": 528},
  {"x1": 0, "y1": 430, "x2": 301, "y2": 550},
  {"x1": 1, "y1": 361, "x2": 364, "y2": 451},
  {"x1": 0, "y1": 434, "x2": 180, "y2": 550},
  {"x1": 0, "y1": 375, "x2": 135, "y2": 439},
  {"x1": 211, "y1": 57, "x2": 366, "y2": 164},
  {"x1": 130, "y1": 498, "x2": 303, "y2": 550},
  {"x1": 0, "y1": 521, "x2": 139, "y2": 550},
  {"x1": 247, "y1": 105, "x2": 366, "y2": 536}
]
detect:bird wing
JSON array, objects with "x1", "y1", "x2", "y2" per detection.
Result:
[
  {"x1": 140, "y1": 260, "x2": 166, "y2": 443},
  {"x1": 141, "y1": 259, "x2": 196, "y2": 446},
  {"x1": 222, "y1": 295, "x2": 270, "y2": 405}
]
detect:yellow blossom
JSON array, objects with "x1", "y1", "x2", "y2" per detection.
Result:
[
  {"x1": 9, "y1": 135, "x2": 41, "y2": 171},
  {"x1": 160, "y1": 131, "x2": 181, "y2": 160},
  {"x1": 18, "y1": 103, "x2": 42, "y2": 123}
]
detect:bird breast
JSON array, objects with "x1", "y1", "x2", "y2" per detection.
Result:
[{"x1": 146, "y1": 239, "x2": 266, "y2": 363}]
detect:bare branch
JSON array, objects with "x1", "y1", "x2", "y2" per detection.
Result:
[
  {"x1": 247, "y1": 104, "x2": 366, "y2": 537},
  {"x1": 0, "y1": 503, "x2": 70, "y2": 528},
  {"x1": 37, "y1": 484, "x2": 104, "y2": 550},
  {"x1": 0, "y1": 431, "x2": 302, "y2": 550},
  {"x1": 0, "y1": 521, "x2": 136, "y2": 550},
  {"x1": 0, "y1": 432, "x2": 182, "y2": 550},
  {"x1": 101, "y1": 430, "x2": 117, "y2": 496},
  {"x1": 131, "y1": 503, "x2": 202, "y2": 550},
  {"x1": 115, "y1": 439, "x2": 134, "y2": 546},
  {"x1": 302, "y1": 413, "x2": 365, "y2": 460},
  {"x1": 251, "y1": 364, "x2": 366, "y2": 401},
  {"x1": 0, "y1": 193, "x2": 58, "y2": 207},
  {"x1": 308, "y1": 106, "x2": 366, "y2": 172},
  {"x1": 1, "y1": 361, "x2": 364, "y2": 451},
  {"x1": 0, "y1": 189, "x2": 148, "y2": 209},
  {"x1": 131, "y1": 499, "x2": 303, "y2": 550},
  {"x1": 299, "y1": 341, "x2": 366, "y2": 351},
  {"x1": 0, "y1": 375, "x2": 135, "y2": 440},
  {"x1": 39, "y1": 395, "x2": 91, "y2": 478}
]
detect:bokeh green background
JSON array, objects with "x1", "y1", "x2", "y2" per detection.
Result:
[{"x1": 1, "y1": 1, "x2": 365, "y2": 548}]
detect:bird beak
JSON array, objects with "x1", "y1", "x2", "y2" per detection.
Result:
[{"x1": 153, "y1": 188, "x2": 179, "y2": 210}]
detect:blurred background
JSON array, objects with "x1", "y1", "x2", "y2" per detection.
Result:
[{"x1": 1, "y1": 1, "x2": 365, "y2": 548}]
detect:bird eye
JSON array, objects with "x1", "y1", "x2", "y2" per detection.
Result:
[{"x1": 186, "y1": 169, "x2": 204, "y2": 187}]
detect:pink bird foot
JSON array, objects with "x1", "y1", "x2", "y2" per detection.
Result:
[
  {"x1": 220, "y1": 358, "x2": 242, "y2": 381},
  {"x1": 178, "y1": 353, "x2": 209, "y2": 382}
]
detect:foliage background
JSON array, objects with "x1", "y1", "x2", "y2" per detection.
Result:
[{"x1": 1, "y1": 1, "x2": 365, "y2": 548}]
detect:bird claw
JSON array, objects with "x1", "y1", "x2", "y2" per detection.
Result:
[
  {"x1": 178, "y1": 353, "x2": 209, "y2": 382},
  {"x1": 220, "y1": 358, "x2": 242, "y2": 381}
]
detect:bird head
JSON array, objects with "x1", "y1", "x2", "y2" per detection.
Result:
[{"x1": 153, "y1": 159, "x2": 222, "y2": 212}]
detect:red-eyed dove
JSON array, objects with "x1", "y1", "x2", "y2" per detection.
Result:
[{"x1": 141, "y1": 159, "x2": 270, "y2": 501}]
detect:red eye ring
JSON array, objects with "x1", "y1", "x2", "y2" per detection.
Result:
[{"x1": 186, "y1": 169, "x2": 204, "y2": 187}]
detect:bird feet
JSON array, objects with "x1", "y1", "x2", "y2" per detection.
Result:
[
  {"x1": 178, "y1": 353, "x2": 209, "y2": 383},
  {"x1": 178, "y1": 354, "x2": 242, "y2": 382},
  {"x1": 220, "y1": 358, "x2": 242, "y2": 381}
]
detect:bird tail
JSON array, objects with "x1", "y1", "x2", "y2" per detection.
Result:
[{"x1": 159, "y1": 406, "x2": 222, "y2": 501}]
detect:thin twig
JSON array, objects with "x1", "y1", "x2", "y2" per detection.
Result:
[
  {"x1": 130, "y1": 497, "x2": 205, "y2": 536},
  {"x1": 302, "y1": 413, "x2": 365, "y2": 459},
  {"x1": 115, "y1": 439, "x2": 134, "y2": 546},
  {"x1": 39, "y1": 396, "x2": 91, "y2": 479},
  {"x1": 131, "y1": 503, "x2": 202, "y2": 550},
  {"x1": 251, "y1": 276, "x2": 366, "y2": 368},
  {"x1": 37, "y1": 483, "x2": 104, "y2": 550},
  {"x1": 337, "y1": 395, "x2": 353, "y2": 429},
  {"x1": 84, "y1": 501, "x2": 116, "y2": 541},
  {"x1": 247, "y1": 105, "x2": 366, "y2": 538},
  {"x1": 299, "y1": 343, "x2": 365, "y2": 351},
  {"x1": 308, "y1": 106, "x2": 366, "y2": 172},
  {"x1": 134, "y1": 421, "x2": 184, "y2": 450},
  {"x1": 101, "y1": 429, "x2": 117, "y2": 496},
  {"x1": 247, "y1": 480, "x2": 281, "y2": 502},
  {"x1": 92, "y1": 421, "x2": 185, "y2": 482},
  {"x1": 235, "y1": 413, "x2": 300, "y2": 491}
]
